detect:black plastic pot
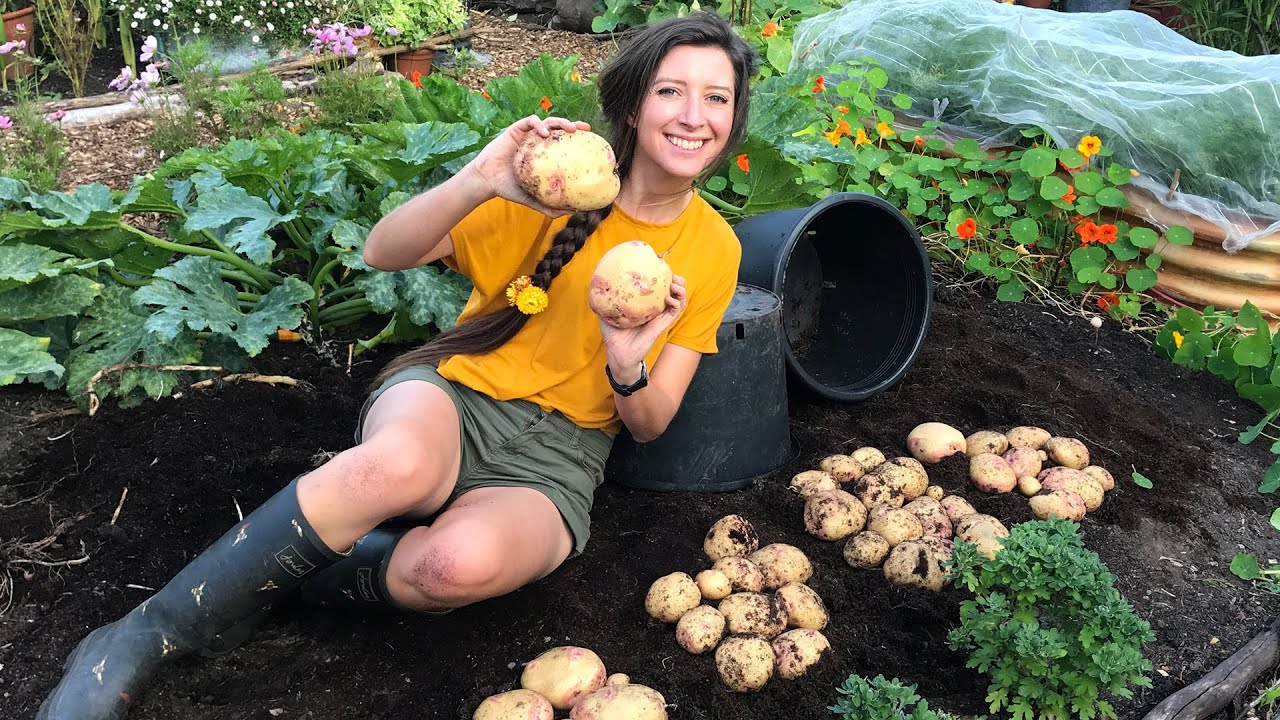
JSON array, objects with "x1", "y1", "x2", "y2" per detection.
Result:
[
  {"x1": 733, "y1": 192, "x2": 932, "y2": 402},
  {"x1": 605, "y1": 284, "x2": 794, "y2": 492}
]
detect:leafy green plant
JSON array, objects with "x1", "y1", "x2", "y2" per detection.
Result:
[
  {"x1": 947, "y1": 519, "x2": 1155, "y2": 720},
  {"x1": 1172, "y1": 0, "x2": 1279, "y2": 56},
  {"x1": 209, "y1": 64, "x2": 287, "y2": 140},
  {"x1": 0, "y1": 100, "x2": 68, "y2": 192},
  {"x1": 1230, "y1": 552, "x2": 1280, "y2": 593},
  {"x1": 35, "y1": 0, "x2": 105, "y2": 97},
  {"x1": 828, "y1": 674, "x2": 953, "y2": 720}
]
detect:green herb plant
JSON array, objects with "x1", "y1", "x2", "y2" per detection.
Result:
[
  {"x1": 828, "y1": 674, "x2": 954, "y2": 720},
  {"x1": 947, "y1": 519, "x2": 1155, "y2": 720}
]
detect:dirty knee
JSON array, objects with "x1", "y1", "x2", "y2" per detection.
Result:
[
  {"x1": 400, "y1": 541, "x2": 503, "y2": 608},
  {"x1": 338, "y1": 443, "x2": 440, "y2": 516}
]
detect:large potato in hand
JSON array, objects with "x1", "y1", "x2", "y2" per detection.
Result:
[
  {"x1": 589, "y1": 241, "x2": 673, "y2": 329},
  {"x1": 645, "y1": 572, "x2": 701, "y2": 623},
  {"x1": 715, "y1": 635, "x2": 775, "y2": 692},
  {"x1": 907, "y1": 422, "x2": 967, "y2": 464},
  {"x1": 703, "y1": 514, "x2": 759, "y2": 561},
  {"x1": 520, "y1": 646, "x2": 607, "y2": 710},
  {"x1": 569, "y1": 684, "x2": 668, "y2": 720},
  {"x1": 514, "y1": 129, "x2": 620, "y2": 211},
  {"x1": 473, "y1": 689, "x2": 554, "y2": 720}
]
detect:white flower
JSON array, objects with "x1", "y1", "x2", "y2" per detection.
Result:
[
  {"x1": 266, "y1": 21, "x2": 273, "y2": 30},
  {"x1": 251, "y1": 34, "x2": 260, "y2": 42},
  {"x1": 192, "y1": 26, "x2": 200, "y2": 33},
  {"x1": 130, "y1": 20, "x2": 138, "y2": 27},
  {"x1": 153, "y1": 18, "x2": 160, "y2": 25},
  {"x1": 208, "y1": 13, "x2": 216, "y2": 19}
]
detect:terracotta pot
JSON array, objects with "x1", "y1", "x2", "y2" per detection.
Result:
[
  {"x1": 385, "y1": 48, "x2": 434, "y2": 79},
  {"x1": 2, "y1": 5, "x2": 37, "y2": 81}
]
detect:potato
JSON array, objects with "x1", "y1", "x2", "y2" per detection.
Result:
[
  {"x1": 939, "y1": 495, "x2": 977, "y2": 523},
  {"x1": 703, "y1": 514, "x2": 759, "y2": 561},
  {"x1": 1082, "y1": 465, "x2": 1116, "y2": 492},
  {"x1": 852, "y1": 471, "x2": 904, "y2": 509},
  {"x1": 645, "y1": 572, "x2": 701, "y2": 623},
  {"x1": 774, "y1": 582, "x2": 829, "y2": 630},
  {"x1": 1018, "y1": 475, "x2": 1041, "y2": 497},
  {"x1": 712, "y1": 556, "x2": 765, "y2": 593},
  {"x1": 1044, "y1": 436, "x2": 1090, "y2": 470},
  {"x1": 694, "y1": 569, "x2": 733, "y2": 601},
  {"x1": 771, "y1": 629, "x2": 830, "y2": 680},
  {"x1": 715, "y1": 635, "x2": 774, "y2": 692},
  {"x1": 907, "y1": 422, "x2": 967, "y2": 464},
  {"x1": 514, "y1": 129, "x2": 621, "y2": 212},
  {"x1": 850, "y1": 446, "x2": 886, "y2": 472},
  {"x1": 1040, "y1": 472, "x2": 1105, "y2": 512},
  {"x1": 818, "y1": 454, "x2": 865, "y2": 483},
  {"x1": 904, "y1": 496, "x2": 953, "y2": 539},
  {"x1": 675, "y1": 604, "x2": 726, "y2": 654},
  {"x1": 569, "y1": 683, "x2": 668, "y2": 720},
  {"x1": 520, "y1": 646, "x2": 608, "y2": 710},
  {"x1": 868, "y1": 508, "x2": 924, "y2": 547},
  {"x1": 966, "y1": 430, "x2": 1009, "y2": 457},
  {"x1": 804, "y1": 489, "x2": 867, "y2": 541},
  {"x1": 844, "y1": 531, "x2": 891, "y2": 569},
  {"x1": 883, "y1": 540, "x2": 946, "y2": 592},
  {"x1": 717, "y1": 592, "x2": 787, "y2": 637},
  {"x1": 589, "y1": 242, "x2": 673, "y2": 329},
  {"x1": 876, "y1": 457, "x2": 930, "y2": 501},
  {"x1": 748, "y1": 544, "x2": 813, "y2": 590},
  {"x1": 1006, "y1": 426, "x2": 1051, "y2": 449},
  {"x1": 606, "y1": 673, "x2": 630, "y2": 686},
  {"x1": 925, "y1": 485, "x2": 945, "y2": 501},
  {"x1": 473, "y1": 689, "x2": 555, "y2": 720},
  {"x1": 1003, "y1": 446, "x2": 1043, "y2": 478},
  {"x1": 954, "y1": 514, "x2": 1009, "y2": 559},
  {"x1": 789, "y1": 470, "x2": 839, "y2": 498},
  {"x1": 969, "y1": 453, "x2": 1018, "y2": 494},
  {"x1": 1030, "y1": 489, "x2": 1087, "y2": 521},
  {"x1": 917, "y1": 534, "x2": 954, "y2": 563}
]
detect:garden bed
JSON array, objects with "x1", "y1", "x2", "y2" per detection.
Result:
[{"x1": 1, "y1": 281, "x2": 1278, "y2": 719}]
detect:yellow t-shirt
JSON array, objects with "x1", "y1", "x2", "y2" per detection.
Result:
[{"x1": 437, "y1": 195, "x2": 741, "y2": 432}]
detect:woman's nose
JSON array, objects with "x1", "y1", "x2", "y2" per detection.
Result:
[{"x1": 678, "y1": 97, "x2": 703, "y2": 127}]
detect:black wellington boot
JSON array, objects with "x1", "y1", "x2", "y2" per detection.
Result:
[
  {"x1": 298, "y1": 527, "x2": 452, "y2": 615},
  {"x1": 36, "y1": 478, "x2": 346, "y2": 720}
]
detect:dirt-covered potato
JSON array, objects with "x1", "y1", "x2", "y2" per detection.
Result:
[
  {"x1": 1003, "y1": 446, "x2": 1043, "y2": 478},
  {"x1": 717, "y1": 592, "x2": 787, "y2": 637},
  {"x1": 970, "y1": 453, "x2": 1018, "y2": 494},
  {"x1": 644, "y1": 572, "x2": 701, "y2": 623},
  {"x1": 1044, "y1": 436, "x2": 1090, "y2": 470},
  {"x1": 675, "y1": 604, "x2": 727, "y2": 654},
  {"x1": 774, "y1": 582, "x2": 829, "y2": 630},
  {"x1": 954, "y1": 514, "x2": 1009, "y2": 559},
  {"x1": 925, "y1": 485, "x2": 945, "y2": 500},
  {"x1": 1030, "y1": 489, "x2": 1087, "y2": 521},
  {"x1": 1040, "y1": 472, "x2": 1105, "y2": 512},
  {"x1": 966, "y1": 430, "x2": 1009, "y2": 457},
  {"x1": 606, "y1": 674, "x2": 630, "y2": 686},
  {"x1": 520, "y1": 646, "x2": 608, "y2": 710},
  {"x1": 569, "y1": 683, "x2": 668, "y2": 720},
  {"x1": 818, "y1": 454, "x2": 865, "y2": 483},
  {"x1": 843, "y1": 530, "x2": 891, "y2": 569},
  {"x1": 703, "y1": 514, "x2": 759, "y2": 561},
  {"x1": 883, "y1": 540, "x2": 947, "y2": 592},
  {"x1": 804, "y1": 489, "x2": 867, "y2": 541},
  {"x1": 851, "y1": 447, "x2": 887, "y2": 473},
  {"x1": 852, "y1": 471, "x2": 904, "y2": 509},
  {"x1": 695, "y1": 569, "x2": 733, "y2": 601},
  {"x1": 1006, "y1": 426, "x2": 1051, "y2": 450},
  {"x1": 1018, "y1": 475, "x2": 1041, "y2": 497},
  {"x1": 876, "y1": 457, "x2": 930, "y2": 501},
  {"x1": 904, "y1": 496, "x2": 953, "y2": 539},
  {"x1": 712, "y1": 556, "x2": 765, "y2": 593},
  {"x1": 940, "y1": 495, "x2": 977, "y2": 523},
  {"x1": 473, "y1": 689, "x2": 555, "y2": 720},
  {"x1": 917, "y1": 534, "x2": 954, "y2": 563},
  {"x1": 771, "y1": 628, "x2": 830, "y2": 680},
  {"x1": 789, "y1": 470, "x2": 839, "y2": 498},
  {"x1": 868, "y1": 508, "x2": 924, "y2": 547},
  {"x1": 1083, "y1": 465, "x2": 1116, "y2": 492},
  {"x1": 748, "y1": 544, "x2": 813, "y2": 590},
  {"x1": 907, "y1": 422, "x2": 967, "y2": 464},
  {"x1": 715, "y1": 635, "x2": 774, "y2": 692}
]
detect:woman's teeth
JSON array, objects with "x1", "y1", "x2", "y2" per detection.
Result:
[{"x1": 667, "y1": 135, "x2": 705, "y2": 150}]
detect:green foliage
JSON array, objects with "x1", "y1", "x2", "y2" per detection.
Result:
[
  {"x1": 1172, "y1": 0, "x2": 1280, "y2": 56},
  {"x1": 209, "y1": 64, "x2": 288, "y2": 140},
  {"x1": 948, "y1": 519, "x2": 1155, "y2": 720},
  {"x1": 828, "y1": 674, "x2": 952, "y2": 720},
  {"x1": 0, "y1": 99, "x2": 69, "y2": 192}
]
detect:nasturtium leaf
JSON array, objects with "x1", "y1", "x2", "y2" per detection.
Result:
[
  {"x1": 1039, "y1": 176, "x2": 1070, "y2": 201},
  {"x1": 1173, "y1": 331, "x2": 1212, "y2": 368},
  {"x1": 1073, "y1": 171, "x2": 1104, "y2": 196},
  {"x1": 1165, "y1": 225, "x2": 1194, "y2": 245},
  {"x1": 1230, "y1": 553, "x2": 1261, "y2": 580},
  {"x1": 1240, "y1": 383, "x2": 1280, "y2": 412},
  {"x1": 1239, "y1": 301, "x2": 1265, "y2": 330},
  {"x1": 1238, "y1": 410, "x2": 1277, "y2": 444},
  {"x1": 1131, "y1": 471, "x2": 1153, "y2": 489},
  {"x1": 0, "y1": 328, "x2": 63, "y2": 385},
  {"x1": 1109, "y1": 236, "x2": 1140, "y2": 262},
  {"x1": 1026, "y1": 196, "x2": 1052, "y2": 217},
  {"x1": 1008, "y1": 173, "x2": 1035, "y2": 202},
  {"x1": 1019, "y1": 148, "x2": 1057, "y2": 177},
  {"x1": 1127, "y1": 227, "x2": 1159, "y2": 248},
  {"x1": 1077, "y1": 266, "x2": 1101, "y2": 283},
  {"x1": 993, "y1": 204, "x2": 1018, "y2": 218},
  {"x1": 1265, "y1": 460, "x2": 1280, "y2": 494},
  {"x1": 1070, "y1": 246, "x2": 1107, "y2": 274},
  {"x1": 1145, "y1": 255, "x2": 1163, "y2": 270},
  {"x1": 1099, "y1": 271, "x2": 1119, "y2": 290},
  {"x1": 1207, "y1": 349, "x2": 1239, "y2": 381},
  {"x1": 1058, "y1": 148, "x2": 1085, "y2": 170},
  {"x1": 996, "y1": 279, "x2": 1025, "y2": 302},
  {"x1": 866, "y1": 67, "x2": 889, "y2": 89},
  {"x1": 1094, "y1": 187, "x2": 1126, "y2": 207},
  {"x1": 1175, "y1": 307, "x2": 1207, "y2": 333},
  {"x1": 1125, "y1": 268, "x2": 1158, "y2": 292},
  {"x1": 705, "y1": 176, "x2": 728, "y2": 192},
  {"x1": 1271, "y1": 508, "x2": 1280, "y2": 531},
  {"x1": 892, "y1": 93, "x2": 912, "y2": 109},
  {"x1": 953, "y1": 138, "x2": 984, "y2": 160},
  {"x1": 1073, "y1": 196, "x2": 1101, "y2": 216},
  {"x1": 1107, "y1": 164, "x2": 1133, "y2": 185}
]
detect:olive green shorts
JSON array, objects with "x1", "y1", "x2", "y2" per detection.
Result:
[{"x1": 354, "y1": 365, "x2": 614, "y2": 556}]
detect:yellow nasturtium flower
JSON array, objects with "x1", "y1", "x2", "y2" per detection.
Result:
[{"x1": 1172, "y1": 331, "x2": 1184, "y2": 349}]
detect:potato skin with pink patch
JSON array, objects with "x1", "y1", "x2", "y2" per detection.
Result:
[
  {"x1": 519, "y1": 646, "x2": 608, "y2": 710},
  {"x1": 514, "y1": 129, "x2": 620, "y2": 211},
  {"x1": 588, "y1": 241, "x2": 673, "y2": 329}
]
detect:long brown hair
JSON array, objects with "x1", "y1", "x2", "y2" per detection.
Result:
[{"x1": 374, "y1": 11, "x2": 759, "y2": 384}]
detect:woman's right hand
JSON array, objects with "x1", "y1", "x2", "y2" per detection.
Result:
[{"x1": 465, "y1": 114, "x2": 592, "y2": 218}]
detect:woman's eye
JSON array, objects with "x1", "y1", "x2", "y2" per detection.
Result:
[
  {"x1": 709, "y1": 94, "x2": 730, "y2": 104},
  {"x1": 656, "y1": 87, "x2": 678, "y2": 96}
]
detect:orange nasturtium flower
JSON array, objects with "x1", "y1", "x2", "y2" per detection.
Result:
[
  {"x1": 1172, "y1": 331, "x2": 1184, "y2": 349},
  {"x1": 539, "y1": 96, "x2": 553, "y2": 112},
  {"x1": 1095, "y1": 223, "x2": 1119, "y2": 244},
  {"x1": 835, "y1": 105, "x2": 849, "y2": 115},
  {"x1": 956, "y1": 218, "x2": 978, "y2": 240},
  {"x1": 812, "y1": 75, "x2": 825, "y2": 93},
  {"x1": 1077, "y1": 135, "x2": 1102, "y2": 158},
  {"x1": 761, "y1": 21, "x2": 779, "y2": 37},
  {"x1": 1097, "y1": 292, "x2": 1120, "y2": 312},
  {"x1": 854, "y1": 128, "x2": 871, "y2": 146},
  {"x1": 1061, "y1": 185, "x2": 1077, "y2": 203},
  {"x1": 876, "y1": 121, "x2": 894, "y2": 138},
  {"x1": 825, "y1": 129, "x2": 843, "y2": 146},
  {"x1": 482, "y1": 90, "x2": 491, "y2": 100},
  {"x1": 1076, "y1": 220, "x2": 1101, "y2": 245},
  {"x1": 736, "y1": 153, "x2": 750, "y2": 173},
  {"x1": 914, "y1": 135, "x2": 925, "y2": 147},
  {"x1": 410, "y1": 70, "x2": 423, "y2": 88}
]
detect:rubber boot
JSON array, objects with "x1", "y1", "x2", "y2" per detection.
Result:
[
  {"x1": 298, "y1": 527, "x2": 451, "y2": 615},
  {"x1": 36, "y1": 478, "x2": 345, "y2": 720}
]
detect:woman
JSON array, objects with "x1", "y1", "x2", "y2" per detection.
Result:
[{"x1": 38, "y1": 11, "x2": 758, "y2": 719}]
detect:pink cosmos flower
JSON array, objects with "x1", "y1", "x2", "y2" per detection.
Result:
[{"x1": 0, "y1": 116, "x2": 13, "y2": 130}]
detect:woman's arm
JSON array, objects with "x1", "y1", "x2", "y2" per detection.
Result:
[{"x1": 611, "y1": 343, "x2": 702, "y2": 443}]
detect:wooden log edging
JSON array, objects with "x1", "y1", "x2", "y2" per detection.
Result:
[{"x1": 1142, "y1": 615, "x2": 1280, "y2": 720}]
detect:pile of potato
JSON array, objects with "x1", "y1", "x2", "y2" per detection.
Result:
[
  {"x1": 906, "y1": 422, "x2": 1116, "y2": 522},
  {"x1": 643, "y1": 514, "x2": 831, "y2": 693},
  {"x1": 473, "y1": 646, "x2": 668, "y2": 720}
]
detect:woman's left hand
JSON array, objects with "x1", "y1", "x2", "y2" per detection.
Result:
[{"x1": 600, "y1": 275, "x2": 688, "y2": 378}]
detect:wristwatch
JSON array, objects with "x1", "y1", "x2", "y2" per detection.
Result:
[{"x1": 606, "y1": 360, "x2": 649, "y2": 397}]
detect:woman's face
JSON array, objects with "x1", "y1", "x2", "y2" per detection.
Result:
[{"x1": 631, "y1": 44, "x2": 737, "y2": 185}]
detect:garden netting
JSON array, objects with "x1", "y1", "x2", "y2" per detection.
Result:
[{"x1": 789, "y1": 0, "x2": 1280, "y2": 252}]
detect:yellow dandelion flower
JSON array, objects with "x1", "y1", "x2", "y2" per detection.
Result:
[
  {"x1": 515, "y1": 286, "x2": 549, "y2": 315},
  {"x1": 1172, "y1": 331, "x2": 1184, "y2": 349}
]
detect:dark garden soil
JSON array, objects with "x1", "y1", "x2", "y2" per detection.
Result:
[{"x1": 2, "y1": 282, "x2": 1279, "y2": 720}]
